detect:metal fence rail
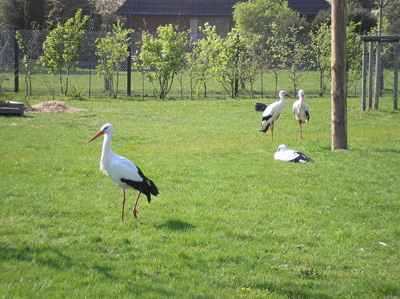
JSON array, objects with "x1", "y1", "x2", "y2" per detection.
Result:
[{"x1": 0, "y1": 29, "x2": 398, "y2": 100}]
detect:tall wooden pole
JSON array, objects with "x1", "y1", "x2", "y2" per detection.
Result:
[
  {"x1": 361, "y1": 40, "x2": 367, "y2": 111},
  {"x1": 393, "y1": 41, "x2": 398, "y2": 110},
  {"x1": 331, "y1": 0, "x2": 347, "y2": 151}
]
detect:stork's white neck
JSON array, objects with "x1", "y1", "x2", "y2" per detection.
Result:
[{"x1": 101, "y1": 133, "x2": 114, "y2": 162}]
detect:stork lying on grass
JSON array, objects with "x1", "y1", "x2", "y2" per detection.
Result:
[{"x1": 274, "y1": 144, "x2": 314, "y2": 163}]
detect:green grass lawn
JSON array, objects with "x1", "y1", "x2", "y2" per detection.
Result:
[{"x1": 1, "y1": 94, "x2": 399, "y2": 298}]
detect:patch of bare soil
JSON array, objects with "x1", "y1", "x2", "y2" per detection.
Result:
[{"x1": 25, "y1": 101, "x2": 84, "y2": 113}]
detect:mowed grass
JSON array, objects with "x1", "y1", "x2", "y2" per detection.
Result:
[{"x1": 1, "y1": 94, "x2": 399, "y2": 298}]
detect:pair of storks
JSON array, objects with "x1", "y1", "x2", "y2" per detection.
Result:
[
  {"x1": 260, "y1": 89, "x2": 313, "y2": 163},
  {"x1": 87, "y1": 90, "x2": 311, "y2": 221}
]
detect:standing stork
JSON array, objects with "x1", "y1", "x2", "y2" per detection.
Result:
[
  {"x1": 260, "y1": 90, "x2": 292, "y2": 141},
  {"x1": 87, "y1": 123, "x2": 159, "y2": 221},
  {"x1": 292, "y1": 89, "x2": 310, "y2": 140}
]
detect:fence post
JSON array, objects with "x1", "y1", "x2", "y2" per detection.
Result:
[
  {"x1": 374, "y1": 41, "x2": 382, "y2": 110},
  {"x1": 394, "y1": 41, "x2": 399, "y2": 110},
  {"x1": 368, "y1": 42, "x2": 373, "y2": 109},
  {"x1": 361, "y1": 40, "x2": 367, "y2": 111},
  {"x1": 127, "y1": 33, "x2": 132, "y2": 97},
  {"x1": 14, "y1": 29, "x2": 19, "y2": 92}
]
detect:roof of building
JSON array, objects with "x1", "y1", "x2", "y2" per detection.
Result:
[{"x1": 115, "y1": 0, "x2": 330, "y2": 16}]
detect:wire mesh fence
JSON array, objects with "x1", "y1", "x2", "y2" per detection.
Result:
[{"x1": 0, "y1": 29, "x2": 398, "y2": 100}]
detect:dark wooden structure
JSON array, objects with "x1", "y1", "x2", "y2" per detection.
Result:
[
  {"x1": 361, "y1": 35, "x2": 400, "y2": 110},
  {"x1": 0, "y1": 101, "x2": 24, "y2": 116}
]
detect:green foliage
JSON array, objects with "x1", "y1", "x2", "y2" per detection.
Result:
[
  {"x1": 265, "y1": 23, "x2": 286, "y2": 98},
  {"x1": 96, "y1": 20, "x2": 133, "y2": 99},
  {"x1": 136, "y1": 24, "x2": 190, "y2": 99},
  {"x1": 240, "y1": 32, "x2": 266, "y2": 99},
  {"x1": 186, "y1": 23, "x2": 221, "y2": 100},
  {"x1": 308, "y1": 22, "x2": 331, "y2": 97},
  {"x1": 0, "y1": 0, "x2": 46, "y2": 29},
  {"x1": 346, "y1": 21, "x2": 363, "y2": 97},
  {"x1": 265, "y1": 24, "x2": 308, "y2": 97},
  {"x1": 280, "y1": 26, "x2": 308, "y2": 96},
  {"x1": 41, "y1": 9, "x2": 88, "y2": 95},
  {"x1": 233, "y1": 0, "x2": 303, "y2": 36},
  {"x1": 1, "y1": 95, "x2": 400, "y2": 298},
  {"x1": 15, "y1": 25, "x2": 41, "y2": 101},
  {"x1": 46, "y1": 0, "x2": 100, "y2": 30},
  {"x1": 212, "y1": 28, "x2": 247, "y2": 98}
]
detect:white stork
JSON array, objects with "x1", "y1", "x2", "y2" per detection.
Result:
[
  {"x1": 292, "y1": 89, "x2": 310, "y2": 140},
  {"x1": 260, "y1": 90, "x2": 292, "y2": 141},
  {"x1": 274, "y1": 144, "x2": 314, "y2": 163},
  {"x1": 87, "y1": 123, "x2": 159, "y2": 221}
]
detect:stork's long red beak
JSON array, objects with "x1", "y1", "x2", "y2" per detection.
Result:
[
  {"x1": 87, "y1": 131, "x2": 104, "y2": 143},
  {"x1": 301, "y1": 95, "x2": 306, "y2": 103},
  {"x1": 286, "y1": 94, "x2": 293, "y2": 98}
]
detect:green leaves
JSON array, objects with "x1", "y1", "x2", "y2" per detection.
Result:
[
  {"x1": 137, "y1": 24, "x2": 190, "y2": 99},
  {"x1": 95, "y1": 20, "x2": 133, "y2": 99},
  {"x1": 41, "y1": 9, "x2": 88, "y2": 95}
]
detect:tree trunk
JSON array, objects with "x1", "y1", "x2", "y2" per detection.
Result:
[{"x1": 331, "y1": 0, "x2": 347, "y2": 151}]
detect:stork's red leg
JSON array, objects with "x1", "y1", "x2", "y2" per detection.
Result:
[
  {"x1": 121, "y1": 190, "x2": 126, "y2": 222},
  {"x1": 132, "y1": 192, "x2": 141, "y2": 219},
  {"x1": 271, "y1": 122, "x2": 274, "y2": 141},
  {"x1": 299, "y1": 120, "x2": 303, "y2": 140}
]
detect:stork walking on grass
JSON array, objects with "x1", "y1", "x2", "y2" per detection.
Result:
[
  {"x1": 260, "y1": 90, "x2": 292, "y2": 141},
  {"x1": 292, "y1": 89, "x2": 310, "y2": 140},
  {"x1": 87, "y1": 123, "x2": 159, "y2": 221},
  {"x1": 274, "y1": 144, "x2": 314, "y2": 163}
]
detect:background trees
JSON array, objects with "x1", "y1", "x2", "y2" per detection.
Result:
[
  {"x1": 95, "y1": 20, "x2": 133, "y2": 99},
  {"x1": 41, "y1": 9, "x2": 88, "y2": 95},
  {"x1": 136, "y1": 24, "x2": 190, "y2": 100},
  {"x1": 233, "y1": 0, "x2": 307, "y2": 36}
]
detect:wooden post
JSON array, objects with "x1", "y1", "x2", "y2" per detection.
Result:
[
  {"x1": 361, "y1": 40, "x2": 367, "y2": 111},
  {"x1": 394, "y1": 41, "x2": 399, "y2": 110},
  {"x1": 374, "y1": 41, "x2": 382, "y2": 110},
  {"x1": 14, "y1": 29, "x2": 19, "y2": 92},
  {"x1": 127, "y1": 33, "x2": 132, "y2": 97},
  {"x1": 331, "y1": 0, "x2": 347, "y2": 151},
  {"x1": 368, "y1": 42, "x2": 373, "y2": 109}
]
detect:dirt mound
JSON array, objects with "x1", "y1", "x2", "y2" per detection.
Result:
[{"x1": 25, "y1": 101, "x2": 83, "y2": 113}]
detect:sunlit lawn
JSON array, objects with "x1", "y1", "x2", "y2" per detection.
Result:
[{"x1": 0, "y1": 93, "x2": 399, "y2": 298}]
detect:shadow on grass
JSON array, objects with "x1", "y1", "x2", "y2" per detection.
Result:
[
  {"x1": 0, "y1": 244, "x2": 73, "y2": 270},
  {"x1": 156, "y1": 219, "x2": 195, "y2": 231}
]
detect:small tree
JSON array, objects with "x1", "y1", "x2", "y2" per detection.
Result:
[
  {"x1": 186, "y1": 23, "x2": 220, "y2": 100},
  {"x1": 240, "y1": 32, "x2": 266, "y2": 99},
  {"x1": 41, "y1": 9, "x2": 88, "y2": 95},
  {"x1": 346, "y1": 21, "x2": 363, "y2": 97},
  {"x1": 309, "y1": 22, "x2": 332, "y2": 97},
  {"x1": 213, "y1": 28, "x2": 247, "y2": 98},
  {"x1": 137, "y1": 24, "x2": 190, "y2": 100},
  {"x1": 265, "y1": 23, "x2": 287, "y2": 98},
  {"x1": 96, "y1": 20, "x2": 133, "y2": 99},
  {"x1": 279, "y1": 26, "x2": 308, "y2": 96},
  {"x1": 15, "y1": 25, "x2": 42, "y2": 101}
]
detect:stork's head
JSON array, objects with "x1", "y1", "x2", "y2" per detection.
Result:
[
  {"x1": 298, "y1": 89, "x2": 305, "y2": 102},
  {"x1": 277, "y1": 144, "x2": 287, "y2": 152},
  {"x1": 279, "y1": 90, "x2": 292, "y2": 99},
  {"x1": 87, "y1": 123, "x2": 114, "y2": 143}
]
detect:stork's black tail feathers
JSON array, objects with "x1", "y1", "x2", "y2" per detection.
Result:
[
  {"x1": 145, "y1": 178, "x2": 159, "y2": 203},
  {"x1": 120, "y1": 166, "x2": 159, "y2": 204},
  {"x1": 260, "y1": 115, "x2": 272, "y2": 133}
]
